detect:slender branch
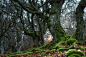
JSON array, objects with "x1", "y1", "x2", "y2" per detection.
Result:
[
  {"x1": 13, "y1": 0, "x2": 41, "y2": 14},
  {"x1": 0, "y1": 22, "x2": 11, "y2": 39},
  {"x1": 38, "y1": 0, "x2": 52, "y2": 8},
  {"x1": 29, "y1": 0, "x2": 38, "y2": 11}
]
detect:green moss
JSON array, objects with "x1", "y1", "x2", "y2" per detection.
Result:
[
  {"x1": 66, "y1": 49, "x2": 85, "y2": 57},
  {"x1": 47, "y1": 43, "x2": 54, "y2": 48},
  {"x1": 15, "y1": 54, "x2": 21, "y2": 56},
  {"x1": 7, "y1": 53, "x2": 21, "y2": 57},
  {"x1": 34, "y1": 48, "x2": 41, "y2": 51},
  {"x1": 53, "y1": 41, "x2": 63, "y2": 49},
  {"x1": 68, "y1": 54, "x2": 81, "y2": 57},
  {"x1": 45, "y1": 50, "x2": 51, "y2": 53},
  {"x1": 65, "y1": 38, "x2": 77, "y2": 45},
  {"x1": 83, "y1": 40, "x2": 86, "y2": 45},
  {"x1": 76, "y1": 42, "x2": 84, "y2": 45},
  {"x1": 39, "y1": 44, "x2": 48, "y2": 49},
  {"x1": 36, "y1": 50, "x2": 45, "y2": 53},
  {"x1": 53, "y1": 23, "x2": 66, "y2": 42},
  {"x1": 27, "y1": 49, "x2": 33, "y2": 52},
  {"x1": 80, "y1": 46, "x2": 86, "y2": 49},
  {"x1": 67, "y1": 45, "x2": 75, "y2": 50},
  {"x1": 51, "y1": 49, "x2": 56, "y2": 52},
  {"x1": 0, "y1": 54, "x2": 3, "y2": 56},
  {"x1": 21, "y1": 50, "x2": 27, "y2": 53}
]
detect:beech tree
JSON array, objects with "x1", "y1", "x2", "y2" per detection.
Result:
[
  {"x1": 12, "y1": 0, "x2": 65, "y2": 46},
  {"x1": 1, "y1": 0, "x2": 86, "y2": 54},
  {"x1": 74, "y1": 0, "x2": 86, "y2": 42}
]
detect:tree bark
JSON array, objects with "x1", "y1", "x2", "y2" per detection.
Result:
[
  {"x1": 48, "y1": 0, "x2": 65, "y2": 43},
  {"x1": 37, "y1": 15, "x2": 44, "y2": 45},
  {"x1": 74, "y1": 0, "x2": 86, "y2": 42}
]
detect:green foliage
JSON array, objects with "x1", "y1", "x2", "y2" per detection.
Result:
[{"x1": 66, "y1": 49, "x2": 85, "y2": 57}]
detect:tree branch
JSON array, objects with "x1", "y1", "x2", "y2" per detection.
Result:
[{"x1": 13, "y1": 0, "x2": 41, "y2": 14}]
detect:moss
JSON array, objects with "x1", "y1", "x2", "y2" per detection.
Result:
[
  {"x1": 80, "y1": 46, "x2": 86, "y2": 49},
  {"x1": 27, "y1": 49, "x2": 33, "y2": 52},
  {"x1": 57, "y1": 35, "x2": 74, "y2": 43},
  {"x1": 34, "y1": 48, "x2": 41, "y2": 51},
  {"x1": 7, "y1": 53, "x2": 21, "y2": 57},
  {"x1": 65, "y1": 38, "x2": 77, "y2": 45},
  {"x1": 35, "y1": 50, "x2": 45, "y2": 53},
  {"x1": 53, "y1": 23, "x2": 66, "y2": 42},
  {"x1": 0, "y1": 54, "x2": 3, "y2": 56},
  {"x1": 76, "y1": 42, "x2": 84, "y2": 45},
  {"x1": 45, "y1": 50, "x2": 51, "y2": 53},
  {"x1": 21, "y1": 50, "x2": 27, "y2": 53},
  {"x1": 68, "y1": 54, "x2": 81, "y2": 57},
  {"x1": 66, "y1": 49, "x2": 85, "y2": 57},
  {"x1": 39, "y1": 44, "x2": 48, "y2": 49},
  {"x1": 67, "y1": 45, "x2": 75, "y2": 50},
  {"x1": 58, "y1": 47, "x2": 66, "y2": 51},
  {"x1": 14, "y1": 54, "x2": 21, "y2": 56},
  {"x1": 83, "y1": 40, "x2": 86, "y2": 45},
  {"x1": 73, "y1": 30, "x2": 78, "y2": 40},
  {"x1": 47, "y1": 43, "x2": 54, "y2": 48},
  {"x1": 59, "y1": 46, "x2": 65, "y2": 48},
  {"x1": 53, "y1": 41, "x2": 63, "y2": 49},
  {"x1": 26, "y1": 52, "x2": 33, "y2": 54}
]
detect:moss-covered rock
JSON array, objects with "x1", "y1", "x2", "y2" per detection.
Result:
[
  {"x1": 66, "y1": 49, "x2": 85, "y2": 57},
  {"x1": 80, "y1": 46, "x2": 86, "y2": 49},
  {"x1": 65, "y1": 38, "x2": 78, "y2": 45}
]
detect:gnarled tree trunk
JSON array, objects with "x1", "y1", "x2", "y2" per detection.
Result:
[{"x1": 74, "y1": 0, "x2": 86, "y2": 42}]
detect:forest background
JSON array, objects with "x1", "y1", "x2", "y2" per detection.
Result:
[{"x1": 0, "y1": 0, "x2": 86, "y2": 55}]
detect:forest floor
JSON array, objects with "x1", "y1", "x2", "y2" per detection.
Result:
[
  {"x1": 20, "y1": 45, "x2": 86, "y2": 57},
  {"x1": 0, "y1": 43, "x2": 86, "y2": 57},
  {"x1": 19, "y1": 45, "x2": 86, "y2": 57}
]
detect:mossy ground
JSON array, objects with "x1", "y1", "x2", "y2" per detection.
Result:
[{"x1": 0, "y1": 35, "x2": 86, "y2": 57}]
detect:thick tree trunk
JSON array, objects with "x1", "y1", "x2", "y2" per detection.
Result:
[
  {"x1": 74, "y1": 0, "x2": 86, "y2": 42},
  {"x1": 48, "y1": 0, "x2": 65, "y2": 43}
]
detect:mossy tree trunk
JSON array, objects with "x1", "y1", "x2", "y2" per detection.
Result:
[
  {"x1": 48, "y1": 0, "x2": 66, "y2": 43},
  {"x1": 74, "y1": 0, "x2": 86, "y2": 42},
  {"x1": 13, "y1": 0, "x2": 65, "y2": 47}
]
